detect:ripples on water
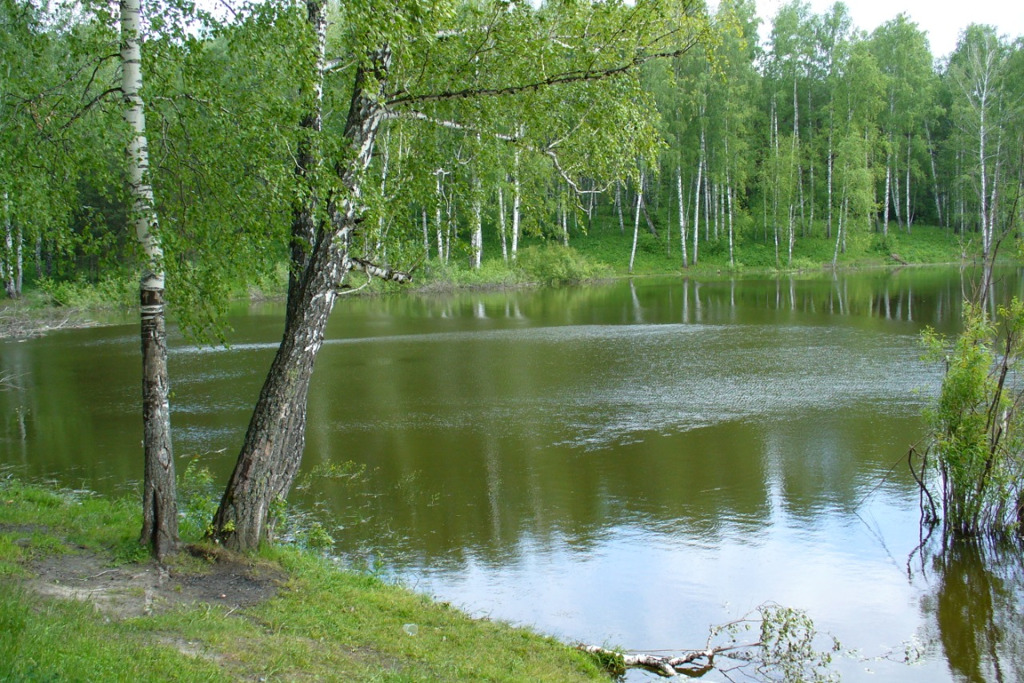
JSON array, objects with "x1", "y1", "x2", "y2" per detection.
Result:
[{"x1": 4, "y1": 269, "x2": 1024, "y2": 681}]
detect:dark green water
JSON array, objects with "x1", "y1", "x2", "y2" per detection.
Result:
[{"x1": 3, "y1": 266, "x2": 1023, "y2": 680}]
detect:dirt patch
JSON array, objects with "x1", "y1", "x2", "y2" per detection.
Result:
[{"x1": 27, "y1": 543, "x2": 287, "y2": 621}]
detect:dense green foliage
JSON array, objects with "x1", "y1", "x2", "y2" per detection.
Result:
[
  {"x1": 2, "y1": 0, "x2": 1021, "y2": 313},
  {"x1": 919, "y1": 301, "x2": 1024, "y2": 536}
]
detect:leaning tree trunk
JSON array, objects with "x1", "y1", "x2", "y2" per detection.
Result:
[
  {"x1": 212, "y1": 36, "x2": 394, "y2": 551},
  {"x1": 122, "y1": 0, "x2": 178, "y2": 560}
]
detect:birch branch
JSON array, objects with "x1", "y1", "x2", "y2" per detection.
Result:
[
  {"x1": 345, "y1": 256, "x2": 414, "y2": 284},
  {"x1": 386, "y1": 36, "x2": 703, "y2": 108},
  {"x1": 577, "y1": 643, "x2": 756, "y2": 678},
  {"x1": 390, "y1": 109, "x2": 611, "y2": 197}
]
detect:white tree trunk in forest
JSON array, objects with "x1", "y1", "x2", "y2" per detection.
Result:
[
  {"x1": 925, "y1": 122, "x2": 943, "y2": 227},
  {"x1": 793, "y1": 78, "x2": 805, "y2": 236},
  {"x1": 727, "y1": 178, "x2": 734, "y2": 268},
  {"x1": 422, "y1": 208, "x2": 429, "y2": 255},
  {"x1": 693, "y1": 135, "x2": 703, "y2": 265},
  {"x1": 629, "y1": 173, "x2": 643, "y2": 274},
  {"x1": 2, "y1": 198, "x2": 21, "y2": 299},
  {"x1": 892, "y1": 152, "x2": 902, "y2": 227},
  {"x1": 616, "y1": 181, "x2": 625, "y2": 234},
  {"x1": 121, "y1": 0, "x2": 178, "y2": 560},
  {"x1": 434, "y1": 168, "x2": 445, "y2": 261},
  {"x1": 882, "y1": 146, "x2": 892, "y2": 237},
  {"x1": 826, "y1": 110, "x2": 834, "y2": 240},
  {"x1": 905, "y1": 139, "x2": 913, "y2": 232},
  {"x1": 470, "y1": 173, "x2": 482, "y2": 269},
  {"x1": 771, "y1": 101, "x2": 780, "y2": 265},
  {"x1": 498, "y1": 185, "x2": 508, "y2": 262},
  {"x1": 677, "y1": 167, "x2": 687, "y2": 267},
  {"x1": 511, "y1": 150, "x2": 521, "y2": 261},
  {"x1": 787, "y1": 204, "x2": 795, "y2": 266},
  {"x1": 807, "y1": 90, "x2": 814, "y2": 235},
  {"x1": 560, "y1": 187, "x2": 569, "y2": 246}
]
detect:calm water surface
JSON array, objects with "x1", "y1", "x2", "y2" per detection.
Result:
[{"x1": 3, "y1": 266, "x2": 1024, "y2": 681}]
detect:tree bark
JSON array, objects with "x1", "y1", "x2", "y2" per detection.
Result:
[
  {"x1": 212, "y1": 24, "x2": 394, "y2": 550},
  {"x1": 628, "y1": 173, "x2": 642, "y2": 274},
  {"x1": 677, "y1": 167, "x2": 687, "y2": 267},
  {"x1": 122, "y1": 0, "x2": 178, "y2": 560},
  {"x1": 511, "y1": 150, "x2": 521, "y2": 261}
]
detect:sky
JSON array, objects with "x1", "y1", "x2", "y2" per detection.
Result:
[{"x1": 754, "y1": 0, "x2": 1024, "y2": 59}]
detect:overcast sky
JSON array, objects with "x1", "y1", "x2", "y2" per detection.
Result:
[{"x1": 754, "y1": 0, "x2": 1024, "y2": 59}]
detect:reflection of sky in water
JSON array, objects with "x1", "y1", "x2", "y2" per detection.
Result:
[
  {"x1": 407, "y1": 492, "x2": 948, "y2": 681},
  {"x1": 303, "y1": 321, "x2": 948, "y2": 680},
  {"x1": 6, "y1": 269, "x2": 1023, "y2": 682}
]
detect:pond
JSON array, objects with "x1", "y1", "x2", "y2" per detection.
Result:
[{"x1": 3, "y1": 265, "x2": 1023, "y2": 680}]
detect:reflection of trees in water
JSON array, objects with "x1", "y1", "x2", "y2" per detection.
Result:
[{"x1": 919, "y1": 537, "x2": 1024, "y2": 682}]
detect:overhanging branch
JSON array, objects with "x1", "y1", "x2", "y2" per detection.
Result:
[{"x1": 386, "y1": 37, "x2": 703, "y2": 108}]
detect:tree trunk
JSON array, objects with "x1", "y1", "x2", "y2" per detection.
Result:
[
  {"x1": 628, "y1": 174, "x2": 643, "y2": 274},
  {"x1": 693, "y1": 134, "x2": 703, "y2": 265},
  {"x1": 122, "y1": 0, "x2": 178, "y2": 560},
  {"x1": 826, "y1": 107, "x2": 834, "y2": 240},
  {"x1": 677, "y1": 167, "x2": 687, "y2": 268},
  {"x1": 883, "y1": 148, "x2": 892, "y2": 237},
  {"x1": 615, "y1": 181, "x2": 625, "y2": 235},
  {"x1": 511, "y1": 151, "x2": 521, "y2": 261},
  {"x1": 498, "y1": 185, "x2": 508, "y2": 262},
  {"x1": 212, "y1": 29, "x2": 393, "y2": 551},
  {"x1": 471, "y1": 173, "x2": 482, "y2": 268},
  {"x1": 2, "y1": 211, "x2": 20, "y2": 300},
  {"x1": 925, "y1": 121, "x2": 943, "y2": 228}
]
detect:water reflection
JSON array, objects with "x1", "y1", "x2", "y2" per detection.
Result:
[
  {"x1": 920, "y1": 538, "x2": 1024, "y2": 682},
  {"x1": 2, "y1": 266, "x2": 1024, "y2": 681}
]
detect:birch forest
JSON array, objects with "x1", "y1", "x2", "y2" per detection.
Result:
[{"x1": 2, "y1": 0, "x2": 1023, "y2": 305}]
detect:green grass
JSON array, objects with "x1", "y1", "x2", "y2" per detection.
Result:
[
  {"x1": 408, "y1": 218, "x2": 974, "y2": 290},
  {"x1": 0, "y1": 477, "x2": 606, "y2": 681}
]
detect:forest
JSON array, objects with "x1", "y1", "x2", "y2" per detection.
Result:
[
  {"x1": 3, "y1": 0, "x2": 1024, "y2": 555},
  {"x1": 2, "y1": 0, "x2": 1023, "y2": 306}
]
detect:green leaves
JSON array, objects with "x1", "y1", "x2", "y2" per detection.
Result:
[{"x1": 923, "y1": 300, "x2": 1024, "y2": 536}]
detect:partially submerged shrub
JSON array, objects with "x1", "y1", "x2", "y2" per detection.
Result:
[{"x1": 915, "y1": 299, "x2": 1024, "y2": 537}]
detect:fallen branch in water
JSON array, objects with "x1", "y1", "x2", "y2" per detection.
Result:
[
  {"x1": 578, "y1": 602, "x2": 841, "y2": 681},
  {"x1": 0, "y1": 307, "x2": 86, "y2": 340},
  {"x1": 577, "y1": 643, "x2": 751, "y2": 677}
]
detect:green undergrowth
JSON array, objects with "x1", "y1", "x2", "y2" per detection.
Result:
[
  {"x1": 11, "y1": 220, "x2": 974, "y2": 317},
  {"x1": 411, "y1": 221, "x2": 971, "y2": 290},
  {"x1": 0, "y1": 476, "x2": 604, "y2": 681}
]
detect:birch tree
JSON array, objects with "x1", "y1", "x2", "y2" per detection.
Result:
[
  {"x1": 120, "y1": 0, "x2": 178, "y2": 559},
  {"x1": 947, "y1": 25, "x2": 1014, "y2": 286},
  {"x1": 210, "y1": 0, "x2": 711, "y2": 551}
]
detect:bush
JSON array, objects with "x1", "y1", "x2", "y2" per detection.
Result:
[
  {"x1": 38, "y1": 274, "x2": 136, "y2": 309},
  {"x1": 517, "y1": 243, "x2": 605, "y2": 285},
  {"x1": 917, "y1": 300, "x2": 1024, "y2": 536}
]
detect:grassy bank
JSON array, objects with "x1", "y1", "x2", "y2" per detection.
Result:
[
  {"x1": 2, "y1": 222, "x2": 973, "y2": 321},
  {"x1": 0, "y1": 477, "x2": 605, "y2": 681}
]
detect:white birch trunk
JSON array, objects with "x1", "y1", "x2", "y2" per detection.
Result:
[
  {"x1": 883, "y1": 152, "x2": 892, "y2": 237},
  {"x1": 121, "y1": 0, "x2": 178, "y2": 560},
  {"x1": 616, "y1": 181, "x2": 625, "y2": 234},
  {"x1": 925, "y1": 121, "x2": 943, "y2": 227},
  {"x1": 826, "y1": 109, "x2": 834, "y2": 240},
  {"x1": 471, "y1": 178, "x2": 482, "y2": 269},
  {"x1": 693, "y1": 136, "x2": 703, "y2": 265},
  {"x1": 511, "y1": 150, "x2": 521, "y2": 261},
  {"x1": 677, "y1": 167, "x2": 687, "y2": 268},
  {"x1": 434, "y1": 169, "x2": 445, "y2": 261},
  {"x1": 422, "y1": 208, "x2": 429, "y2": 256},
  {"x1": 629, "y1": 174, "x2": 643, "y2": 274},
  {"x1": 905, "y1": 139, "x2": 912, "y2": 232},
  {"x1": 498, "y1": 185, "x2": 508, "y2": 262}
]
